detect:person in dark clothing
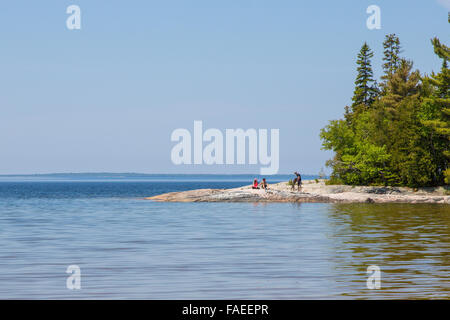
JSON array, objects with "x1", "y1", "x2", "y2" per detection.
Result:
[
  {"x1": 292, "y1": 172, "x2": 302, "y2": 191},
  {"x1": 260, "y1": 178, "x2": 268, "y2": 190}
]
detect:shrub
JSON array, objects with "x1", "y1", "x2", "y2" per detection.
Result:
[{"x1": 325, "y1": 176, "x2": 343, "y2": 185}]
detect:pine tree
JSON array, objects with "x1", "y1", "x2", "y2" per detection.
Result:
[
  {"x1": 382, "y1": 34, "x2": 402, "y2": 80},
  {"x1": 320, "y1": 17, "x2": 449, "y2": 187},
  {"x1": 351, "y1": 43, "x2": 378, "y2": 114},
  {"x1": 376, "y1": 59, "x2": 423, "y2": 186},
  {"x1": 422, "y1": 36, "x2": 450, "y2": 183}
]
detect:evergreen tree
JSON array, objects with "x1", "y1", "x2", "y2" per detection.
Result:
[
  {"x1": 421, "y1": 36, "x2": 450, "y2": 183},
  {"x1": 432, "y1": 37, "x2": 450, "y2": 62},
  {"x1": 382, "y1": 34, "x2": 402, "y2": 80},
  {"x1": 351, "y1": 43, "x2": 378, "y2": 114},
  {"x1": 364, "y1": 60, "x2": 423, "y2": 186},
  {"x1": 320, "y1": 17, "x2": 449, "y2": 187}
]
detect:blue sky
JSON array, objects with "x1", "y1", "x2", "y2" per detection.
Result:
[{"x1": 0, "y1": 0, "x2": 448, "y2": 174}]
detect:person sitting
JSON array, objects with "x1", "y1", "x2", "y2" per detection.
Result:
[
  {"x1": 260, "y1": 178, "x2": 268, "y2": 190},
  {"x1": 252, "y1": 178, "x2": 259, "y2": 189}
]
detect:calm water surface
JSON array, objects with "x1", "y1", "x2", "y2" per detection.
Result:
[{"x1": 0, "y1": 176, "x2": 449, "y2": 299}]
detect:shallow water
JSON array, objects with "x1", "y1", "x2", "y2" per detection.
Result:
[{"x1": 0, "y1": 176, "x2": 449, "y2": 299}]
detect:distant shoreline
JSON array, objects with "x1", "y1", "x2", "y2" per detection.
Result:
[
  {"x1": 0, "y1": 173, "x2": 318, "y2": 178},
  {"x1": 146, "y1": 179, "x2": 450, "y2": 204}
]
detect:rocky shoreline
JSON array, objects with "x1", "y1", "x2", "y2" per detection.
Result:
[{"x1": 146, "y1": 180, "x2": 450, "y2": 204}]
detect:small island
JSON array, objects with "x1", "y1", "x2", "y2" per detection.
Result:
[
  {"x1": 149, "y1": 30, "x2": 450, "y2": 205},
  {"x1": 146, "y1": 179, "x2": 449, "y2": 204}
]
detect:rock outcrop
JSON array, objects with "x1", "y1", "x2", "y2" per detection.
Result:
[{"x1": 145, "y1": 180, "x2": 450, "y2": 204}]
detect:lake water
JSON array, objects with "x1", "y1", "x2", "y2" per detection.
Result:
[{"x1": 0, "y1": 175, "x2": 449, "y2": 299}]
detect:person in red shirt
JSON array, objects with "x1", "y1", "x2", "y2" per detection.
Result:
[{"x1": 252, "y1": 178, "x2": 259, "y2": 189}]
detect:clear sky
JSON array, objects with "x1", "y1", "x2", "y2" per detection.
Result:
[{"x1": 0, "y1": 0, "x2": 448, "y2": 174}]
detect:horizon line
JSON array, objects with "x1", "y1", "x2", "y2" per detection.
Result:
[{"x1": 0, "y1": 172, "x2": 319, "y2": 177}]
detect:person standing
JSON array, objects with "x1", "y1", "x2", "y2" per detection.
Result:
[{"x1": 294, "y1": 172, "x2": 302, "y2": 191}]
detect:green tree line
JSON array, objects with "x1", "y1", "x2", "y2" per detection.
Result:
[{"x1": 320, "y1": 25, "x2": 449, "y2": 187}]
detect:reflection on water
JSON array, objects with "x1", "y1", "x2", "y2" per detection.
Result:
[
  {"x1": 328, "y1": 204, "x2": 450, "y2": 299},
  {"x1": 0, "y1": 180, "x2": 448, "y2": 299}
]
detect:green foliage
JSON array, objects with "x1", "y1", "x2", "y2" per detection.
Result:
[
  {"x1": 320, "y1": 29, "x2": 449, "y2": 187},
  {"x1": 351, "y1": 43, "x2": 378, "y2": 112},
  {"x1": 382, "y1": 34, "x2": 402, "y2": 81},
  {"x1": 321, "y1": 112, "x2": 392, "y2": 185},
  {"x1": 422, "y1": 34, "x2": 450, "y2": 184},
  {"x1": 325, "y1": 176, "x2": 343, "y2": 185}
]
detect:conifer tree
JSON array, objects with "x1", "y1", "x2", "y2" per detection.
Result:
[
  {"x1": 320, "y1": 17, "x2": 449, "y2": 187},
  {"x1": 351, "y1": 43, "x2": 378, "y2": 113},
  {"x1": 422, "y1": 36, "x2": 450, "y2": 183},
  {"x1": 382, "y1": 34, "x2": 402, "y2": 80}
]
